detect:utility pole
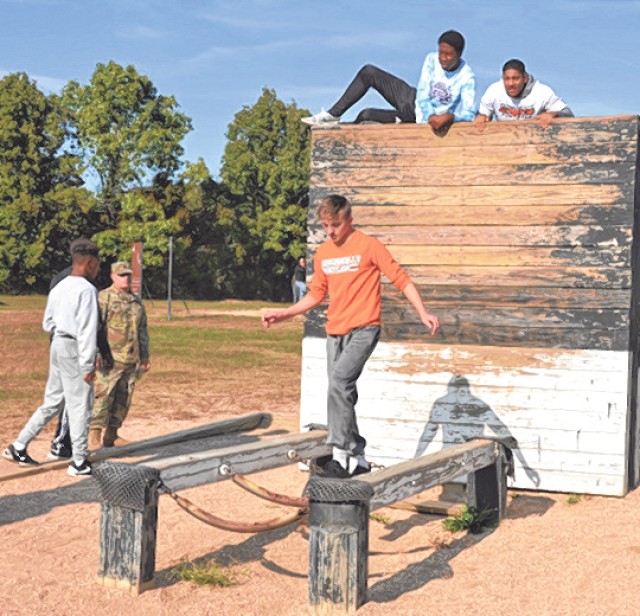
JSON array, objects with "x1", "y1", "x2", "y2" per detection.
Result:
[{"x1": 167, "y1": 236, "x2": 173, "y2": 321}]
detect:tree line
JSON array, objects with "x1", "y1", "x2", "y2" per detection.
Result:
[{"x1": 0, "y1": 62, "x2": 310, "y2": 301}]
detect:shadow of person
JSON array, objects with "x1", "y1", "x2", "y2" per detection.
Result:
[
  {"x1": 368, "y1": 527, "x2": 486, "y2": 603},
  {"x1": 415, "y1": 374, "x2": 540, "y2": 487}
]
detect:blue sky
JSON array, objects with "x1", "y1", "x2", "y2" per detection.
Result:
[{"x1": 1, "y1": 0, "x2": 639, "y2": 177}]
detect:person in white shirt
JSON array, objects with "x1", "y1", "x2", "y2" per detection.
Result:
[
  {"x1": 474, "y1": 59, "x2": 573, "y2": 129},
  {"x1": 301, "y1": 30, "x2": 475, "y2": 136},
  {"x1": 3, "y1": 241, "x2": 100, "y2": 476}
]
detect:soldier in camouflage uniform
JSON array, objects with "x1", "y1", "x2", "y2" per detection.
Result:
[{"x1": 90, "y1": 261, "x2": 150, "y2": 449}]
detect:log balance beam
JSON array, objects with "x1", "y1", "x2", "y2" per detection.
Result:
[
  {"x1": 93, "y1": 427, "x2": 331, "y2": 594},
  {"x1": 306, "y1": 438, "x2": 510, "y2": 614}
]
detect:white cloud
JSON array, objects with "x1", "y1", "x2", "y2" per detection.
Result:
[
  {"x1": 184, "y1": 28, "x2": 416, "y2": 68},
  {"x1": 198, "y1": 12, "x2": 285, "y2": 29},
  {"x1": 32, "y1": 73, "x2": 67, "y2": 92},
  {"x1": 324, "y1": 31, "x2": 414, "y2": 50},
  {"x1": 118, "y1": 26, "x2": 165, "y2": 40},
  {"x1": 0, "y1": 68, "x2": 66, "y2": 92}
]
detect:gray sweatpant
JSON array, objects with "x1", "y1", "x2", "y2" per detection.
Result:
[
  {"x1": 17, "y1": 336, "x2": 92, "y2": 463},
  {"x1": 326, "y1": 326, "x2": 381, "y2": 454}
]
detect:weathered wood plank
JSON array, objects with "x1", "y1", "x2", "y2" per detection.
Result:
[
  {"x1": 0, "y1": 412, "x2": 273, "y2": 483},
  {"x1": 364, "y1": 421, "x2": 626, "y2": 456},
  {"x1": 309, "y1": 184, "x2": 631, "y2": 207},
  {"x1": 300, "y1": 342, "x2": 630, "y2": 391},
  {"x1": 304, "y1": 266, "x2": 631, "y2": 293},
  {"x1": 97, "y1": 484, "x2": 159, "y2": 594},
  {"x1": 311, "y1": 116, "x2": 639, "y2": 147},
  {"x1": 308, "y1": 244, "x2": 631, "y2": 267},
  {"x1": 361, "y1": 225, "x2": 632, "y2": 247},
  {"x1": 303, "y1": 310, "x2": 631, "y2": 349},
  {"x1": 312, "y1": 142, "x2": 637, "y2": 168},
  {"x1": 383, "y1": 304, "x2": 628, "y2": 329},
  {"x1": 348, "y1": 383, "x2": 628, "y2": 422},
  {"x1": 385, "y1": 285, "x2": 632, "y2": 309},
  {"x1": 145, "y1": 430, "x2": 330, "y2": 492},
  {"x1": 308, "y1": 500, "x2": 369, "y2": 614},
  {"x1": 301, "y1": 337, "x2": 630, "y2": 373},
  {"x1": 347, "y1": 204, "x2": 633, "y2": 227},
  {"x1": 308, "y1": 224, "x2": 632, "y2": 247},
  {"x1": 397, "y1": 265, "x2": 631, "y2": 288},
  {"x1": 313, "y1": 162, "x2": 636, "y2": 188},
  {"x1": 356, "y1": 439, "x2": 499, "y2": 511}
]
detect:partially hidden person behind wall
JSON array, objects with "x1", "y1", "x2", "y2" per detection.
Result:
[
  {"x1": 301, "y1": 30, "x2": 475, "y2": 135},
  {"x1": 3, "y1": 240, "x2": 100, "y2": 476},
  {"x1": 89, "y1": 261, "x2": 150, "y2": 450},
  {"x1": 48, "y1": 238, "x2": 113, "y2": 461},
  {"x1": 474, "y1": 58, "x2": 574, "y2": 129},
  {"x1": 292, "y1": 256, "x2": 308, "y2": 303},
  {"x1": 262, "y1": 195, "x2": 440, "y2": 478}
]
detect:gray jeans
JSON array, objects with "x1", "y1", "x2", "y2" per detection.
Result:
[
  {"x1": 326, "y1": 326, "x2": 381, "y2": 453},
  {"x1": 18, "y1": 336, "x2": 93, "y2": 462}
]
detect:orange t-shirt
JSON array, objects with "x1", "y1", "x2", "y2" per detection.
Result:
[{"x1": 308, "y1": 230, "x2": 411, "y2": 335}]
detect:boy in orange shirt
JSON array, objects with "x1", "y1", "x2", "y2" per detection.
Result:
[{"x1": 262, "y1": 195, "x2": 440, "y2": 477}]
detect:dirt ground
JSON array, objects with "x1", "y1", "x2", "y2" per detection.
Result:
[{"x1": 2, "y1": 307, "x2": 640, "y2": 615}]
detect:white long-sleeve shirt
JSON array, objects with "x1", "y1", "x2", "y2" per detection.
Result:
[
  {"x1": 415, "y1": 52, "x2": 476, "y2": 124},
  {"x1": 43, "y1": 275, "x2": 98, "y2": 375}
]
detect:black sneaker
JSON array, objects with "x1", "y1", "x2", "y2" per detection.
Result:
[
  {"x1": 320, "y1": 459, "x2": 350, "y2": 479},
  {"x1": 67, "y1": 459, "x2": 92, "y2": 477},
  {"x1": 351, "y1": 462, "x2": 371, "y2": 476},
  {"x1": 3, "y1": 444, "x2": 39, "y2": 466},
  {"x1": 48, "y1": 444, "x2": 72, "y2": 460}
]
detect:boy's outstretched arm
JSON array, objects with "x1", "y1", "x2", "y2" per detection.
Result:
[
  {"x1": 402, "y1": 282, "x2": 440, "y2": 334},
  {"x1": 262, "y1": 293, "x2": 323, "y2": 329}
]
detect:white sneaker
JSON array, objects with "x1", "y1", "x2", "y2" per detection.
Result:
[
  {"x1": 301, "y1": 109, "x2": 340, "y2": 126},
  {"x1": 67, "y1": 459, "x2": 92, "y2": 476}
]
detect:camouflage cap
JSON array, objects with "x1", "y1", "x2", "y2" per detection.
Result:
[
  {"x1": 111, "y1": 261, "x2": 133, "y2": 275},
  {"x1": 70, "y1": 238, "x2": 99, "y2": 257}
]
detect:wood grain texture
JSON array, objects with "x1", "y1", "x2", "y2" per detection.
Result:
[
  {"x1": 299, "y1": 338, "x2": 630, "y2": 495},
  {"x1": 147, "y1": 430, "x2": 331, "y2": 492},
  {"x1": 310, "y1": 184, "x2": 631, "y2": 207},
  {"x1": 304, "y1": 115, "x2": 640, "y2": 495}
]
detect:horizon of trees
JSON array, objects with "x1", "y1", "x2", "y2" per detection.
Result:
[{"x1": 0, "y1": 62, "x2": 310, "y2": 301}]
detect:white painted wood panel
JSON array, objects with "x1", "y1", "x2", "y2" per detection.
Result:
[{"x1": 300, "y1": 337, "x2": 630, "y2": 495}]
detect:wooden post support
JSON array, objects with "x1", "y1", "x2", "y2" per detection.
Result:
[
  {"x1": 94, "y1": 463, "x2": 162, "y2": 594},
  {"x1": 306, "y1": 477, "x2": 374, "y2": 614},
  {"x1": 466, "y1": 442, "x2": 509, "y2": 523}
]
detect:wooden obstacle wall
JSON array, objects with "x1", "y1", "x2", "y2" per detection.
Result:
[{"x1": 300, "y1": 115, "x2": 640, "y2": 496}]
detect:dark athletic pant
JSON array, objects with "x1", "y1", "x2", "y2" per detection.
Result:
[
  {"x1": 326, "y1": 326, "x2": 381, "y2": 454},
  {"x1": 328, "y1": 64, "x2": 417, "y2": 124}
]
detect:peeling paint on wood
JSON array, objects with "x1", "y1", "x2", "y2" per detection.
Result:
[{"x1": 303, "y1": 116, "x2": 640, "y2": 496}]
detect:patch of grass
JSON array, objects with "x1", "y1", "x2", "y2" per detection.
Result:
[
  {"x1": 0, "y1": 294, "x2": 47, "y2": 311},
  {"x1": 370, "y1": 512, "x2": 391, "y2": 525},
  {"x1": 149, "y1": 320, "x2": 302, "y2": 369},
  {"x1": 171, "y1": 557, "x2": 244, "y2": 587},
  {"x1": 567, "y1": 493, "x2": 582, "y2": 506},
  {"x1": 443, "y1": 505, "x2": 497, "y2": 535},
  {"x1": 145, "y1": 298, "x2": 284, "y2": 313}
]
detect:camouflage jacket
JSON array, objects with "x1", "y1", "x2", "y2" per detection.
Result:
[{"x1": 98, "y1": 286, "x2": 150, "y2": 365}]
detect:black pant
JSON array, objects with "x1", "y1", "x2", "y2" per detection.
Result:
[{"x1": 328, "y1": 64, "x2": 417, "y2": 123}]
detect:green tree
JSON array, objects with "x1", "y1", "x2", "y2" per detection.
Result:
[
  {"x1": 63, "y1": 62, "x2": 193, "y2": 266},
  {"x1": 220, "y1": 88, "x2": 310, "y2": 299},
  {"x1": 0, "y1": 72, "x2": 93, "y2": 292}
]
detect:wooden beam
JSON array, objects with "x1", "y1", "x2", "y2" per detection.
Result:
[
  {"x1": 356, "y1": 439, "x2": 500, "y2": 511},
  {"x1": 0, "y1": 412, "x2": 272, "y2": 483},
  {"x1": 146, "y1": 430, "x2": 330, "y2": 491}
]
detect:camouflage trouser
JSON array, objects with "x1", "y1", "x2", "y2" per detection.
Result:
[{"x1": 91, "y1": 362, "x2": 138, "y2": 429}]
